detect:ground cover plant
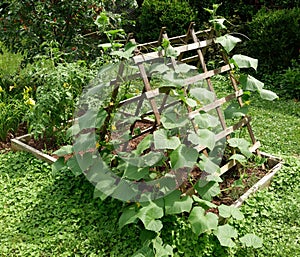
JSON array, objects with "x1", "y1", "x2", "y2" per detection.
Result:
[{"x1": 0, "y1": 95, "x2": 299, "y2": 256}]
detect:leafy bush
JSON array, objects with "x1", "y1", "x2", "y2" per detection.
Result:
[
  {"x1": 244, "y1": 7, "x2": 300, "y2": 74},
  {"x1": 137, "y1": 0, "x2": 198, "y2": 42},
  {"x1": 0, "y1": 0, "x2": 102, "y2": 62},
  {"x1": 0, "y1": 99, "x2": 27, "y2": 141},
  {"x1": 26, "y1": 59, "x2": 97, "y2": 142}
]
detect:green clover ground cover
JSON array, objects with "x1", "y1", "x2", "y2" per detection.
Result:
[{"x1": 0, "y1": 96, "x2": 299, "y2": 256}]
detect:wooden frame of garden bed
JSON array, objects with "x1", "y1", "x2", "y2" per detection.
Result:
[{"x1": 10, "y1": 133, "x2": 282, "y2": 207}]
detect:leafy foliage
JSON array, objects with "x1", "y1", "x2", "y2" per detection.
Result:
[
  {"x1": 137, "y1": 0, "x2": 197, "y2": 42},
  {"x1": 244, "y1": 7, "x2": 300, "y2": 73}
]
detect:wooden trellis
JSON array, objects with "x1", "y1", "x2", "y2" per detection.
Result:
[{"x1": 106, "y1": 22, "x2": 262, "y2": 176}]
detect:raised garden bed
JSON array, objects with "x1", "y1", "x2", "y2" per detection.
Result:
[{"x1": 11, "y1": 133, "x2": 282, "y2": 207}]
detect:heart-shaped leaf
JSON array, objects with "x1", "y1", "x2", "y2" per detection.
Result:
[
  {"x1": 153, "y1": 129, "x2": 181, "y2": 150},
  {"x1": 239, "y1": 234, "x2": 263, "y2": 248},
  {"x1": 232, "y1": 54, "x2": 258, "y2": 71},
  {"x1": 215, "y1": 35, "x2": 241, "y2": 53},
  {"x1": 188, "y1": 206, "x2": 218, "y2": 236},
  {"x1": 170, "y1": 144, "x2": 198, "y2": 169},
  {"x1": 164, "y1": 190, "x2": 193, "y2": 215},
  {"x1": 137, "y1": 201, "x2": 164, "y2": 232},
  {"x1": 214, "y1": 224, "x2": 238, "y2": 247}
]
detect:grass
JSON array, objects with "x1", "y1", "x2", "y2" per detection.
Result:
[{"x1": 0, "y1": 95, "x2": 299, "y2": 256}]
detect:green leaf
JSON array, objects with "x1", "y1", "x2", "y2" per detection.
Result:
[
  {"x1": 119, "y1": 205, "x2": 139, "y2": 229},
  {"x1": 215, "y1": 35, "x2": 241, "y2": 53},
  {"x1": 190, "y1": 88, "x2": 215, "y2": 104},
  {"x1": 66, "y1": 156, "x2": 83, "y2": 176},
  {"x1": 239, "y1": 74, "x2": 263, "y2": 92},
  {"x1": 224, "y1": 102, "x2": 248, "y2": 119},
  {"x1": 153, "y1": 129, "x2": 181, "y2": 150},
  {"x1": 229, "y1": 154, "x2": 247, "y2": 163},
  {"x1": 53, "y1": 145, "x2": 73, "y2": 157},
  {"x1": 52, "y1": 157, "x2": 65, "y2": 173},
  {"x1": 164, "y1": 190, "x2": 193, "y2": 215},
  {"x1": 188, "y1": 129, "x2": 216, "y2": 151},
  {"x1": 174, "y1": 63, "x2": 197, "y2": 73},
  {"x1": 152, "y1": 236, "x2": 173, "y2": 256},
  {"x1": 232, "y1": 54, "x2": 258, "y2": 71},
  {"x1": 214, "y1": 224, "x2": 238, "y2": 247},
  {"x1": 192, "y1": 195, "x2": 217, "y2": 209},
  {"x1": 199, "y1": 154, "x2": 220, "y2": 174},
  {"x1": 149, "y1": 63, "x2": 170, "y2": 74},
  {"x1": 227, "y1": 138, "x2": 252, "y2": 158},
  {"x1": 134, "y1": 134, "x2": 153, "y2": 155},
  {"x1": 161, "y1": 111, "x2": 189, "y2": 129},
  {"x1": 185, "y1": 98, "x2": 198, "y2": 107},
  {"x1": 218, "y1": 204, "x2": 244, "y2": 220},
  {"x1": 123, "y1": 165, "x2": 149, "y2": 180},
  {"x1": 259, "y1": 89, "x2": 278, "y2": 101},
  {"x1": 78, "y1": 108, "x2": 107, "y2": 130},
  {"x1": 137, "y1": 201, "x2": 164, "y2": 232},
  {"x1": 188, "y1": 206, "x2": 218, "y2": 236},
  {"x1": 194, "y1": 113, "x2": 220, "y2": 129},
  {"x1": 239, "y1": 234, "x2": 263, "y2": 248},
  {"x1": 170, "y1": 144, "x2": 198, "y2": 170},
  {"x1": 195, "y1": 180, "x2": 220, "y2": 201},
  {"x1": 142, "y1": 152, "x2": 164, "y2": 167}
]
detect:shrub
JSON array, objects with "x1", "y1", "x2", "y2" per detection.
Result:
[
  {"x1": 26, "y1": 59, "x2": 97, "y2": 142},
  {"x1": 244, "y1": 7, "x2": 300, "y2": 74},
  {"x1": 136, "y1": 0, "x2": 198, "y2": 42},
  {"x1": 0, "y1": 0, "x2": 102, "y2": 62}
]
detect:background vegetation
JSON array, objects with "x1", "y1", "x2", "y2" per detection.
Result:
[{"x1": 0, "y1": 0, "x2": 299, "y2": 256}]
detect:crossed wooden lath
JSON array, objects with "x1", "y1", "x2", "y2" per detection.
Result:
[{"x1": 106, "y1": 22, "x2": 262, "y2": 175}]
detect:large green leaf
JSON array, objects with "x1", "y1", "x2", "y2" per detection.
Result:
[
  {"x1": 190, "y1": 88, "x2": 215, "y2": 104},
  {"x1": 239, "y1": 74, "x2": 263, "y2": 92},
  {"x1": 164, "y1": 190, "x2": 193, "y2": 215},
  {"x1": 259, "y1": 89, "x2": 278, "y2": 101},
  {"x1": 52, "y1": 157, "x2": 66, "y2": 173},
  {"x1": 188, "y1": 206, "x2": 218, "y2": 236},
  {"x1": 239, "y1": 234, "x2": 263, "y2": 248},
  {"x1": 174, "y1": 63, "x2": 197, "y2": 74},
  {"x1": 198, "y1": 154, "x2": 220, "y2": 174},
  {"x1": 214, "y1": 224, "x2": 238, "y2": 247},
  {"x1": 192, "y1": 195, "x2": 217, "y2": 210},
  {"x1": 231, "y1": 54, "x2": 258, "y2": 71},
  {"x1": 119, "y1": 205, "x2": 139, "y2": 229},
  {"x1": 77, "y1": 108, "x2": 107, "y2": 130},
  {"x1": 122, "y1": 165, "x2": 149, "y2": 180},
  {"x1": 134, "y1": 134, "x2": 153, "y2": 155},
  {"x1": 152, "y1": 236, "x2": 173, "y2": 257},
  {"x1": 188, "y1": 129, "x2": 216, "y2": 151},
  {"x1": 170, "y1": 144, "x2": 198, "y2": 170},
  {"x1": 224, "y1": 102, "x2": 248, "y2": 119},
  {"x1": 66, "y1": 156, "x2": 83, "y2": 176},
  {"x1": 194, "y1": 113, "x2": 220, "y2": 129},
  {"x1": 195, "y1": 180, "x2": 220, "y2": 201},
  {"x1": 227, "y1": 138, "x2": 252, "y2": 158},
  {"x1": 153, "y1": 129, "x2": 181, "y2": 150},
  {"x1": 53, "y1": 145, "x2": 73, "y2": 157},
  {"x1": 161, "y1": 111, "x2": 189, "y2": 129},
  {"x1": 137, "y1": 201, "x2": 164, "y2": 232},
  {"x1": 215, "y1": 35, "x2": 241, "y2": 53}
]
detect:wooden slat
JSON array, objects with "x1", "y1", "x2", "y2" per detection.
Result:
[
  {"x1": 189, "y1": 89, "x2": 244, "y2": 119},
  {"x1": 183, "y1": 64, "x2": 233, "y2": 86},
  {"x1": 194, "y1": 116, "x2": 251, "y2": 152},
  {"x1": 133, "y1": 39, "x2": 214, "y2": 64}
]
